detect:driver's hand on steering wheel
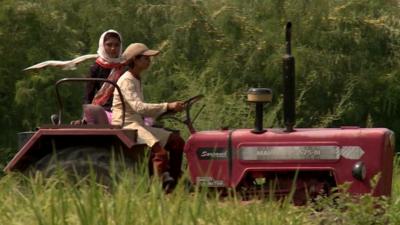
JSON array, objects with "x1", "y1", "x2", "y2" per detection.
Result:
[{"x1": 167, "y1": 101, "x2": 185, "y2": 112}]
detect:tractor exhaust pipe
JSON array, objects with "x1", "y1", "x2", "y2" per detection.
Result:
[{"x1": 283, "y1": 22, "x2": 295, "y2": 132}]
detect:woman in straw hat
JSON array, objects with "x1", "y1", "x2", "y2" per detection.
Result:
[{"x1": 112, "y1": 43, "x2": 185, "y2": 189}]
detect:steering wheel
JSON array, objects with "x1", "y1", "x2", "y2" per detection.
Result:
[
  {"x1": 184, "y1": 94, "x2": 204, "y2": 108},
  {"x1": 157, "y1": 94, "x2": 204, "y2": 133},
  {"x1": 159, "y1": 94, "x2": 204, "y2": 117}
]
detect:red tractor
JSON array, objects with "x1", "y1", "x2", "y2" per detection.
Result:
[
  {"x1": 185, "y1": 23, "x2": 394, "y2": 204},
  {"x1": 4, "y1": 23, "x2": 394, "y2": 204}
]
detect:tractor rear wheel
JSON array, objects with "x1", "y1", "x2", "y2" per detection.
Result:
[{"x1": 32, "y1": 146, "x2": 137, "y2": 186}]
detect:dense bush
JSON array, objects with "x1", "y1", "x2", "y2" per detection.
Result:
[{"x1": 1, "y1": 0, "x2": 399, "y2": 164}]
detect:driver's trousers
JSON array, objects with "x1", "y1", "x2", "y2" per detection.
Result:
[
  {"x1": 150, "y1": 132, "x2": 184, "y2": 180},
  {"x1": 125, "y1": 122, "x2": 184, "y2": 180}
]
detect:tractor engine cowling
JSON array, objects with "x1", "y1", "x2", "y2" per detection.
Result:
[{"x1": 184, "y1": 127, "x2": 394, "y2": 203}]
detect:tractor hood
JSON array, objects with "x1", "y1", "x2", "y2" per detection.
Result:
[{"x1": 184, "y1": 128, "x2": 394, "y2": 196}]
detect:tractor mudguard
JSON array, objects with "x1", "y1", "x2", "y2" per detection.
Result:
[{"x1": 4, "y1": 127, "x2": 138, "y2": 172}]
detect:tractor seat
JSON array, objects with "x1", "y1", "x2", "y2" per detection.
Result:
[{"x1": 83, "y1": 104, "x2": 110, "y2": 125}]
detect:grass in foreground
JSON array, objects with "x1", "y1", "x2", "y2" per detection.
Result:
[{"x1": 0, "y1": 163, "x2": 400, "y2": 225}]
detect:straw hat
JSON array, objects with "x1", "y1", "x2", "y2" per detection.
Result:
[{"x1": 122, "y1": 43, "x2": 159, "y2": 62}]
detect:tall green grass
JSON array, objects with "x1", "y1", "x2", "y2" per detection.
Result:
[{"x1": 1, "y1": 160, "x2": 399, "y2": 225}]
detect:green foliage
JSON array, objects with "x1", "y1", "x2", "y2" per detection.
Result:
[
  {"x1": 1, "y1": 161, "x2": 400, "y2": 224},
  {"x1": 1, "y1": 0, "x2": 400, "y2": 162}
]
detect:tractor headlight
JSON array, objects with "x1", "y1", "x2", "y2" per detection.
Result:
[{"x1": 352, "y1": 161, "x2": 366, "y2": 181}]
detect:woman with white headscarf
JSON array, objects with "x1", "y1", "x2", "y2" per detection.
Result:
[
  {"x1": 84, "y1": 30, "x2": 126, "y2": 123},
  {"x1": 23, "y1": 29, "x2": 125, "y2": 124}
]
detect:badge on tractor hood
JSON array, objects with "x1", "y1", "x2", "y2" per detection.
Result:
[
  {"x1": 197, "y1": 147, "x2": 227, "y2": 160},
  {"x1": 238, "y1": 145, "x2": 365, "y2": 161},
  {"x1": 196, "y1": 176, "x2": 225, "y2": 187},
  {"x1": 239, "y1": 146, "x2": 340, "y2": 160}
]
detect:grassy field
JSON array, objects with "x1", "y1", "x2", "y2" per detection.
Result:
[
  {"x1": 0, "y1": 160, "x2": 399, "y2": 225},
  {"x1": 0, "y1": 1, "x2": 399, "y2": 224}
]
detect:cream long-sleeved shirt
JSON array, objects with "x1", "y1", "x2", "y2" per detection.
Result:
[
  {"x1": 112, "y1": 71, "x2": 168, "y2": 126},
  {"x1": 112, "y1": 71, "x2": 171, "y2": 147}
]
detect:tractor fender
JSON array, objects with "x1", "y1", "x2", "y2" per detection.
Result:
[{"x1": 4, "y1": 127, "x2": 137, "y2": 172}]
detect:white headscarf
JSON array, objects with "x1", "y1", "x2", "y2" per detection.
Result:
[
  {"x1": 97, "y1": 29, "x2": 124, "y2": 64},
  {"x1": 24, "y1": 29, "x2": 125, "y2": 71}
]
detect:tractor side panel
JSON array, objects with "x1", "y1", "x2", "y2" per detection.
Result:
[
  {"x1": 374, "y1": 131, "x2": 395, "y2": 196},
  {"x1": 230, "y1": 128, "x2": 393, "y2": 196}
]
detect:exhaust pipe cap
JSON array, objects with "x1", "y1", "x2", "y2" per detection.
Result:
[{"x1": 247, "y1": 88, "x2": 272, "y2": 103}]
